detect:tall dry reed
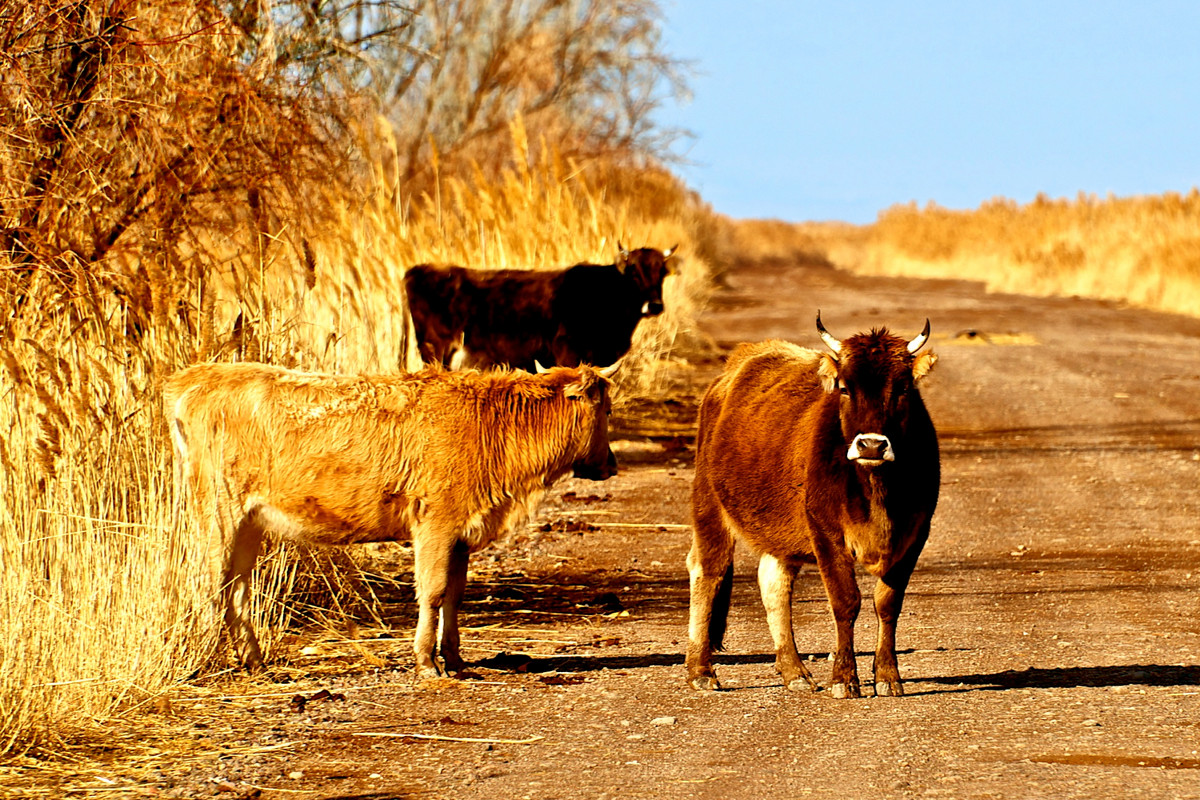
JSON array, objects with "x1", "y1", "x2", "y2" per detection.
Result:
[{"x1": 0, "y1": 118, "x2": 716, "y2": 752}]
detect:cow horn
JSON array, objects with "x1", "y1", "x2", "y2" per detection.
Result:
[
  {"x1": 907, "y1": 319, "x2": 932, "y2": 353},
  {"x1": 597, "y1": 361, "x2": 620, "y2": 380},
  {"x1": 815, "y1": 311, "x2": 841, "y2": 353},
  {"x1": 534, "y1": 360, "x2": 550, "y2": 374}
]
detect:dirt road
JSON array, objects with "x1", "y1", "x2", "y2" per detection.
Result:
[{"x1": 27, "y1": 257, "x2": 1200, "y2": 799}]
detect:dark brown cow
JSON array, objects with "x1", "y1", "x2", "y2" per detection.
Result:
[
  {"x1": 404, "y1": 244, "x2": 677, "y2": 371},
  {"x1": 165, "y1": 361, "x2": 618, "y2": 676},
  {"x1": 686, "y1": 314, "x2": 939, "y2": 699}
]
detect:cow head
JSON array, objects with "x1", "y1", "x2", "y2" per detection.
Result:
[
  {"x1": 616, "y1": 243, "x2": 678, "y2": 317},
  {"x1": 537, "y1": 361, "x2": 619, "y2": 480},
  {"x1": 815, "y1": 313, "x2": 937, "y2": 468}
]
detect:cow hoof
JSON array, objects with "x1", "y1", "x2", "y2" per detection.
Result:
[
  {"x1": 786, "y1": 677, "x2": 819, "y2": 693},
  {"x1": 415, "y1": 664, "x2": 444, "y2": 681},
  {"x1": 688, "y1": 675, "x2": 722, "y2": 692},
  {"x1": 830, "y1": 682, "x2": 861, "y2": 699},
  {"x1": 875, "y1": 681, "x2": 904, "y2": 697}
]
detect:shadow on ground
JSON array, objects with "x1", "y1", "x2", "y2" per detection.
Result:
[{"x1": 923, "y1": 663, "x2": 1200, "y2": 693}]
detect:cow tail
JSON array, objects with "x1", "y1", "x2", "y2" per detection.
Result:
[{"x1": 709, "y1": 562, "x2": 735, "y2": 651}]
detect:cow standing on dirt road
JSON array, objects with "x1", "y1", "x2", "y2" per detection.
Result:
[
  {"x1": 686, "y1": 315, "x2": 940, "y2": 699},
  {"x1": 404, "y1": 244, "x2": 677, "y2": 371},
  {"x1": 165, "y1": 362, "x2": 618, "y2": 677}
]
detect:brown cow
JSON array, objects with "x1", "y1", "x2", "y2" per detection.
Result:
[
  {"x1": 686, "y1": 314, "x2": 939, "y2": 699},
  {"x1": 404, "y1": 244, "x2": 677, "y2": 371},
  {"x1": 165, "y1": 361, "x2": 618, "y2": 676}
]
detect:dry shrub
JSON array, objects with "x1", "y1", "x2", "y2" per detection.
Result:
[
  {"x1": 286, "y1": 115, "x2": 717, "y2": 392},
  {"x1": 724, "y1": 218, "x2": 865, "y2": 275}
]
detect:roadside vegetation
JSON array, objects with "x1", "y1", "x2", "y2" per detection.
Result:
[
  {"x1": 735, "y1": 192, "x2": 1200, "y2": 319},
  {"x1": 0, "y1": 0, "x2": 717, "y2": 754}
]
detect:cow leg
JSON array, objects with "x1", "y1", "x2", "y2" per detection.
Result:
[
  {"x1": 437, "y1": 540, "x2": 470, "y2": 675},
  {"x1": 412, "y1": 530, "x2": 459, "y2": 679},
  {"x1": 814, "y1": 542, "x2": 862, "y2": 699},
  {"x1": 757, "y1": 554, "x2": 818, "y2": 692},
  {"x1": 872, "y1": 526, "x2": 929, "y2": 697},
  {"x1": 223, "y1": 513, "x2": 265, "y2": 671},
  {"x1": 685, "y1": 495, "x2": 735, "y2": 691}
]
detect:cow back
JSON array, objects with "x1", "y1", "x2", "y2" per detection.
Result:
[
  {"x1": 166, "y1": 363, "x2": 607, "y2": 548},
  {"x1": 695, "y1": 340, "x2": 830, "y2": 558}
]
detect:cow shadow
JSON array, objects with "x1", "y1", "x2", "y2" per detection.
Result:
[
  {"x1": 916, "y1": 663, "x2": 1200, "y2": 694},
  {"x1": 473, "y1": 650, "x2": 792, "y2": 674}
]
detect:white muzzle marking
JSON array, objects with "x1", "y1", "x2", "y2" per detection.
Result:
[{"x1": 847, "y1": 433, "x2": 895, "y2": 463}]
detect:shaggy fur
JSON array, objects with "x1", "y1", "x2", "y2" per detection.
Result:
[{"x1": 165, "y1": 362, "x2": 616, "y2": 675}]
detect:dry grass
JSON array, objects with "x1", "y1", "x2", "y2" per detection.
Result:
[
  {"x1": 0, "y1": 115, "x2": 716, "y2": 754},
  {"x1": 863, "y1": 192, "x2": 1200, "y2": 316},
  {"x1": 733, "y1": 190, "x2": 1200, "y2": 319}
]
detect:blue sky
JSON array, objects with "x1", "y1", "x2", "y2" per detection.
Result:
[{"x1": 657, "y1": 2, "x2": 1200, "y2": 223}]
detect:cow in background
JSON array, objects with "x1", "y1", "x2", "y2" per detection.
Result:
[
  {"x1": 686, "y1": 314, "x2": 940, "y2": 699},
  {"x1": 165, "y1": 361, "x2": 618, "y2": 676},
  {"x1": 404, "y1": 244, "x2": 677, "y2": 371}
]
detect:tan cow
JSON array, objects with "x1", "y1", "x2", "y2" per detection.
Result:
[{"x1": 164, "y1": 361, "x2": 617, "y2": 676}]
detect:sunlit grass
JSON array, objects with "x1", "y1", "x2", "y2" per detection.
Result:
[{"x1": 730, "y1": 190, "x2": 1200, "y2": 319}]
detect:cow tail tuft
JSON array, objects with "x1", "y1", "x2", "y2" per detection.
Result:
[{"x1": 708, "y1": 562, "x2": 734, "y2": 651}]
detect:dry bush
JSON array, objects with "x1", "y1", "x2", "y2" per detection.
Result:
[
  {"x1": 724, "y1": 218, "x2": 865, "y2": 275},
  {"x1": 288, "y1": 115, "x2": 716, "y2": 390},
  {"x1": 367, "y1": 0, "x2": 689, "y2": 187}
]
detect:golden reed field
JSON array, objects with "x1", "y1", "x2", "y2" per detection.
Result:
[
  {"x1": 733, "y1": 191, "x2": 1200, "y2": 319},
  {"x1": 4, "y1": 0, "x2": 1200, "y2": 762}
]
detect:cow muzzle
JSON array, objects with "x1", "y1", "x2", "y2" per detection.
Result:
[
  {"x1": 574, "y1": 447, "x2": 618, "y2": 481},
  {"x1": 847, "y1": 433, "x2": 895, "y2": 466}
]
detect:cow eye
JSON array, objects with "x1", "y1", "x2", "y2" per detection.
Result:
[{"x1": 838, "y1": 382, "x2": 851, "y2": 397}]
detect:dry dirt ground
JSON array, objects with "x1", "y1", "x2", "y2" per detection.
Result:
[{"x1": 9, "y1": 257, "x2": 1200, "y2": 799}]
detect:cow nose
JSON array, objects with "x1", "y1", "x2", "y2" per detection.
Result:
[
  {"x1": 641, "y1": 300, "x2": 665, "y2": 316},
  {"x1": 847, "y1": 433, "x2": 894, "y2": 464},
  {"x1": 575, "y1": 448, "x2": 618, "y2": 481}
]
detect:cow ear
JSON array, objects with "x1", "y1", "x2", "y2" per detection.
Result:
[
  {"x1": 817, "y1": 353, "x2": 839, "y2": 393},
  {"x1": 912, "y1": 351, "x2": 938, "y2": 381},
  {"x1": 563, "y1": 369, "x2": 596, "y2": 400}
]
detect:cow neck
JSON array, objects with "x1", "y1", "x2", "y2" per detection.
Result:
[{"x1": 474, "y1": 376, "x2": 580, "y2": 497}]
